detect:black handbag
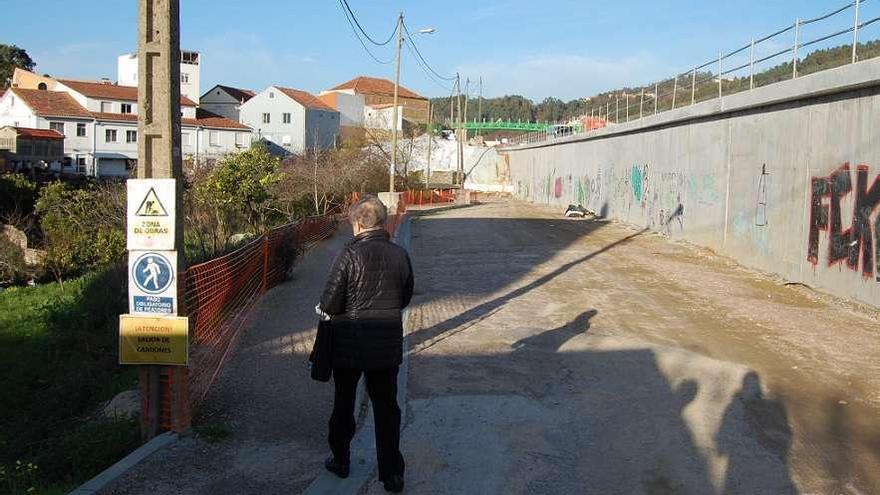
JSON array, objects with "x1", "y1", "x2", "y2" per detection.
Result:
[{"x1": 309, "y1": 319, "x2": 333, "y2": 382}]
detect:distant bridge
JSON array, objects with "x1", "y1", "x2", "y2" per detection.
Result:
[{"x1": 448, "y1": 120, "x2": 584, "y2": 133}]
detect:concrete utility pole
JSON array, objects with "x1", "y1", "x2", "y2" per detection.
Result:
[
  {"x1": 455, "y1": 74, "x2": 463, "y2": 185},
  {"x1": 426, "y1": 101, "x2": 432, "y2": 189},
  {"x1": 137, "y1": 0, "x2": 185, "y2": 439},
  {"x1": 389, "y1": 11, "x2": 404, "y2": 193},
  {"x1": 477, "y1": 76, "x2": 483, "y2": 137}
]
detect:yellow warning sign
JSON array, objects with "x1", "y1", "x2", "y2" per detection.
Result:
[
  {"x1": 119, "y1": 314, "x2": 188, "y2": 365},
  {"x1": 136, "y1": 187, "x2": 168, "y2": 217},
  {"x1": 127, "y1": 179, "x2": 176, "y2": 251}
]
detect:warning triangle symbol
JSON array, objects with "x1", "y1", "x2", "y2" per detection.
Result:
[{"x1": 135, "y1": 188, "x2": 168, "y2": 217}]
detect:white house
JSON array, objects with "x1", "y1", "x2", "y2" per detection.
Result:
[
  {"x1": 239, "y1": 86, "x2": 339, "y2": 155},
  {"x1": 200, "y1": 85, "x2": 255, "y2": 122},
  {"x1": 0, "y1": 82, "x2": 252, "y2": 177},
  {"x1": 118, "y1": 50, "x2": 202, "y2": 104}
]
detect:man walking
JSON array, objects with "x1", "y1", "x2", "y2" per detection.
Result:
[{"x1": 319, "y1": 196, "x2": 413, "y2": 493}]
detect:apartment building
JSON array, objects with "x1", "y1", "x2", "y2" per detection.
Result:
[
  {"x1": 239, "y1": 86, "x2": 339, "y2": 154},
  {"x1": 0, "y1": 77, "x2": 252, "y2": 177}
]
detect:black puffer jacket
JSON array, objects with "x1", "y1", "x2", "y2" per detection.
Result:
[{"x1": 320, "y1": 229, "x2": 414, "y2": 370}]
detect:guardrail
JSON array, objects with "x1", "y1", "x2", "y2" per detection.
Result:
[{"x1": 508, "y1": 0, "x2": 880, "y2": 147}]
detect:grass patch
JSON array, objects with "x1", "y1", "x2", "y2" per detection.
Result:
[{"x1": 0, "y1": 267, "x2": 140, "y2": 494}]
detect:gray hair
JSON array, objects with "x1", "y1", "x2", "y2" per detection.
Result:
[{"x1": 349, "y1": 196, "x2": 387, "y2": 229}]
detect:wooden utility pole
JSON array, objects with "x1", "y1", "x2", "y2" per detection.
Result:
[
  {"x1": 136, "y1": 0, "x2": 186, "y2": 439},
  {"x1": 389, "y1": 12, "x2": 404, "y2": 193}
]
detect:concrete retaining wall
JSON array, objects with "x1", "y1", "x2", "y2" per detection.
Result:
[{"x1": 503, "y1": 58, "x2": 880, "y2": 308}]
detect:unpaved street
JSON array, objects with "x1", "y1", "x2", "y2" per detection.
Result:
[{"x1": 377, "y1": 201, "x2": 880, "y2": 495}]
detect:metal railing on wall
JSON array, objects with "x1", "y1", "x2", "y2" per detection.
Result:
[{"x1": 509, "y1": 0, "x2": 880, "y2": 147}]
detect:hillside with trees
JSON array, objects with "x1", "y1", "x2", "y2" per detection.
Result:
[{"x1": 430, "y1": 40, "x2": 880, "y2": 125}]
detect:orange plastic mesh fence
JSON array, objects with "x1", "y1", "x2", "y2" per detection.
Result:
[
  {"x1": 402, "y1": 188, "x2": 456, "y2": 205},
  {"x1": 183, "y1": 215, "x2": 338, "y2": 409}
]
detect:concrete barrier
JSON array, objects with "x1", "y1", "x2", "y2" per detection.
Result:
[{"x1": 502, "y1": 58, "x2": 880, "y2": 308}]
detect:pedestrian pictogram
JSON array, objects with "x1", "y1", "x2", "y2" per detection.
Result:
[
  {"x1": 135, "y1": 187, "x2": 168, "y2": 217},
  {"x1": 132, "y1": 252, "x2": 174, "y2": 294}
]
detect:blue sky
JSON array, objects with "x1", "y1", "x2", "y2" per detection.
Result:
[{"x1": 3, "y1": 1, "x2": 877, "y2": 100}]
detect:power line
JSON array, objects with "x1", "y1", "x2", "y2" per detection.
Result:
[
  {"x1": 337, "y1": 0, "x2": 393, "y2": 64},
  {"x1": 339, "y1": 0, "x2": 398, "y2": 46},
  {"x1": 401, "y1": 20, "x2": 458, "y2": 82},
  {"x1": 403, "y1": 38, "x2": 454, "y2": 92}
]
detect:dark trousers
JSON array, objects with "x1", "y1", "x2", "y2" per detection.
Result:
[{"x1": 328, "y1": 366, "x2": 405, "y2": 480}]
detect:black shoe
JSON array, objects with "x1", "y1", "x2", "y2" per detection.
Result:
[
  {"x1": 383, "y1": 474, "x2": 404, "y2": 493},
  {"x1": 324, "y1": 456, "x2": 350, "y2": 479}
]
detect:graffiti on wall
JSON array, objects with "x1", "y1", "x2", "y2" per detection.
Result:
[{"x1": 808, "y1": 163, "x2": 880, "y2": 280}]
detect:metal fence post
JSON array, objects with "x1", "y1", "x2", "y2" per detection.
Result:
[
  {"x1": 654, "y1": 83, "x2": 658, "y2": 114},
  {"x1": 626, "y1": 94, "x2": 630, "y2": 122},
  {"x1": 691, "y1": 67, "x2": 697, "y2": 105},
  {"x1": 749, "y1": 38, "x2": 756, "y2": 90},
  {"x1": 606, "y1": 101, "x2": 611, "y2": 123},
  {"x1": 615, "y1": 96, "x2": 619, "y2": 123},
  {"x1": 261, "y1": 234, "x2": 269, "y2": 292},
  {"x1": 718, "y1": 51, "x2": 723, "y2": 99},
  {"x1": 672, "y1": 76, "x2": 678, "y2": 110},
  {"x1": 793, "y1": 18, "x2": 800, "y2": 79},
  {"x1": 853, "y1": 0, "x2": 861, "y2": 63},
  {"x1": 639, "y1": 89, "x2": 645, "y2": 119}
]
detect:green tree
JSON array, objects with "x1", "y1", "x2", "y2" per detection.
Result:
[
  {"x1": 35, "y1": 182, "x2": 126, "y2": 283},
  {"x1": 195, "y1": 145, "x2": 282, "y2": 238},
  {"x1": 0, "y1": 44, "x2": 35, "y2": 88},
  {"x1": 0, "y1": 173, "x2": 38, "y2": 218}
]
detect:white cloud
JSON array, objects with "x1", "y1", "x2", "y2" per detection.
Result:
[{"x1": 456, "y1": 52, "x2": 667, "y2": 101}]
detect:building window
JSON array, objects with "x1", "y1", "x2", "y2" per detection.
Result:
[
  {"x1": 121, "y1": 103, "x2": 132, "y2": 114},
  {"x1": 209, "y1": 131, "x2": 219, "y2": 146},
  {"x1": 126, "y1": 130, "x2": 137, "y2": 143},
  {"x1": 77, "y1": 157, "x2": 86, "y2": 173},
  {"x1": 182, "y1": 133, "x2": 191, "y2": 146},
  {"x1": 105, "y1": 129, "x2": 117, "y2": 142},
  {"x1": 49, "y1": 122, "x2": 65, "y2": 134},
  {"x1": 283, "y1": 113, "x2": 291, "y2": 124},
  {"x1": 62, "y1": 157, "x2": 72, "y2": 168},
  {"x1": 181, "y1": 73, "x2": 189, "y2": 84},
  {"x1": 269, "y1": 92, "x2": 274, "y2": 99},
  {"x1": 100, "y1": 102, "x2": 112, "y2": 113},
  {"x1": 262, "y1": 113, "x2": 270, "y2": 124},
  {"x1": 76, "y1": 123, "x2": 86, "y2": 137},
  {"x1": 235, "y1": 133, "x2": 246, "y2": 147},
  {"x1": 282, "y1": 135, "x2": 292, "y2": 146}
]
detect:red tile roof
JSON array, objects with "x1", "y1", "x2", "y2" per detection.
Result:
[
  {"x1": 10, "y1": 88, "x2": 248, "y2": 130},
  {"x1": 193, "y1": 109, "x2": 251, "y2": 129},
  {"x1": 330, "y1": 76, "x2": 425, "y2": 100},
  {"x1": 10, "y1": 88, "x2": 93, "y2": 118},
  {"x1": 58, "y1": 79, "x2": 197, "y2": 106},
  {"x1": 13, "y1": 127, "x2": 65, "y2": 139},
  {"x1": 92, "y1": 110, "x2": 250, "y2": 130},
  {"x1": 214, "y1": 85, "x2": 255, "y2": 103},
  {"x1": 275, "y1": 87, "x2": 337, "y2": 111}
]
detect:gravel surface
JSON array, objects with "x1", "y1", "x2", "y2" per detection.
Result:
[{"x1": 363, "y1": 201, "x2": 880, "y2": 495}]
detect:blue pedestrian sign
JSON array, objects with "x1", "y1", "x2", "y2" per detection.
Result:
[
  {"x1": 128, "y1": 251, "x2": 177, "y2": 315},
  {"x1": 132, "y1": 252, "x2": 174, "y2": 294}
]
